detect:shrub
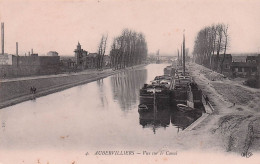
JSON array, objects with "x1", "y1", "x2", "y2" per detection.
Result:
[{"x1": 244, "y1": 78, "x2": 260, "y2": 88}]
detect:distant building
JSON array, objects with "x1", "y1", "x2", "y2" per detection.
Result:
[
  {"x1": 0, "y1": 54, "x2": 60, "y2": 77},
  {"x1": 209, "y1": 54, "x2": 260, "y2": 78},
  {"x1": 74, "y1": 42, "x2": 88, "y2": 69},
  {"x1": 47, "y1": 51, "x2": 59, "y2": 56},
  {"x1": 0, "y1": 53, "x2": 12, "y2": 65},
  {"x1": 246, "y1": 55, "x2": 259, "y2": 63},
  {"x1": 86, "y1": 53, "x2": 98, "y2": 69},
  {"x1": 31, "y1": 53, "x2": 38, "y2": 57},
  {"x1": 231, "y1": 62, "x2": 257, "y2": 77},
  {"x1": 74, "y1": 42, "x2": 111, "y2": 69},
  {"x1": 230, "y1": 54, "x2": 260, "y2": 78},
  {"x1": 60, "y1": 56, "x2": 76, "y2": 70}
]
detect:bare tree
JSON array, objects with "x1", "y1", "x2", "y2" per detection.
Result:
[
  {"x1": 100, "y1": 34, "x2": 108, "y2": 69},
  {"x1": 97, "y1": 36, "x2": 103, "y2": 69},
  {"x1": 209, "y1": 25, "x2": 217, "y2": 69},
  {"x1": 97, "y1": 34, "x2": 108, "y2": 70},
  {"x1": 220, "y1": 24, "x2": 229, "y2": 74},
  {"x1": 193, "y1": 23, "x2": 230, "y2": 72},
  {"x1": 109, "y1": 29, "x2": 147, "y2": 70}
]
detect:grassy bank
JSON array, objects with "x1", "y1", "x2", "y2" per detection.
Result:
[{"x1": 0, "y1": 64, "x2": 146, "y2": 109}]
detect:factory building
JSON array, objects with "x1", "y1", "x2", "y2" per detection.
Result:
[{"x1": 0, "y1": 22, "x2": 60, "y2": 78}]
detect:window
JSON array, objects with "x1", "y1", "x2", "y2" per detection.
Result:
[
  {"x1": 252, "y1": 67, "x2": 257, "y2": 72},
  {"x1": 238, "y1": 67, "x2": 242, "y2": 72}
]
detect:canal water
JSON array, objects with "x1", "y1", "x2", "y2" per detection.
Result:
[{"x1": 0, "y1": 64, "x2": 201, "y2": 151}]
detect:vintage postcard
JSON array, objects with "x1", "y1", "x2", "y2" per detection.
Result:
[{"x1": 0, "y1": 0, "x2": 260, "y2": 163}]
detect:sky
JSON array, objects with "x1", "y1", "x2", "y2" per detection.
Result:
[{"x1": 0, "y1": 0, "x2": 260, "y2": 56}]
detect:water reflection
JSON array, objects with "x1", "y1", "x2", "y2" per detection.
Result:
[
  {"x1": 0, "y1": 64, "x2": 204, "y2": 151},
  {"x1": 96, "y1": 78, "x2": 109, "y2": 108},
  {"x1": 110, "y1": 69, "x2": 147, "y2": 110},
  {"x1": 139, "y1": 107, "x2": 171, "y2": 133},
  {"x1": 138, "y1": 82, "x2": 204, "y2": 133},
  {"x1": 139, "y1": 103, "x2": 203, "y2": 133}
]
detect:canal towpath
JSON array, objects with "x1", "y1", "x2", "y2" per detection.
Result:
[
  {"x1": 175, "y1": 62, "x2": 260, "y2": 154},
  {"x1": 0, "y1": 65, "x2": 146, "y2": 109}
]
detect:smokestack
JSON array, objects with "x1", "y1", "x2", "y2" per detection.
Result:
[
  {"x1": 28, "y1": 51, "x2": 30, "y2": 56},
  {"x1": 1, "y1": 22, "x2": 4, "y2": 55},
  {"x1": 16, "y1": 42, "x2": 18, "y2": 56},
  {"x1": 31, "y1": 49, "x2": 33, "y2": 54}
]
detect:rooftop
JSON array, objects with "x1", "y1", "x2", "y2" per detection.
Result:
[{"x1": 231, "y1": 62, "x2": 257, "y2": 67}]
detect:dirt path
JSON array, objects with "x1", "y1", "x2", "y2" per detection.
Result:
[{"x1": 176, "y1": 62, "x2": 260, "y2": 155}]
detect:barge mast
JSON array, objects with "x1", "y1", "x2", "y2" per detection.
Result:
[{"x1": 183, "y1": 31, "x2": 185, "y2": 75}]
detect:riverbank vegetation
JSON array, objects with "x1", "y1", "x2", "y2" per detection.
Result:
[
  {"x1": 193, "y1": 23, "x2": 230, "y2": 74},
  {"x1": 109, "y1": 29, "x2": 148, "y2": 70}
]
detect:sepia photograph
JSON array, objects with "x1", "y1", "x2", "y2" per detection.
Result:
[{"x1": 0, "y1": 0, "x2": 260, "y2": 163}]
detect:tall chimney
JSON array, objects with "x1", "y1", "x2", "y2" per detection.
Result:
[
  {"x1": 31, "y1": 49, "x2": 33, "y2": 54},
  {"x1": 1, "y1": 22, "x2": 4, "y2": 55},
  {"x1": 28, "y1": 51, "x2": 30, "y2": 56},
  {"x1": 16, "y1": 42, "x2": 18, "y2": 56}
]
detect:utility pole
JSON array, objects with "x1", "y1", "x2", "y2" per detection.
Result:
[
  {"x1": 1, "y1": 22, "x2": 4, "y2": 55},
  {"x1": 183, "y1": 30, "x2": 185, "y2": 75}
]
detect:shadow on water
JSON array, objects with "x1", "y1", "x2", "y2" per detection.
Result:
[
  {"x1": 96, "y1": 78, "x2": 108, "y2": 108},
  {"x1": 110, "y1": 69, "x2": 147, "y2": 110},
  {"x1": 139, "y1": 105, "x2": 171, "y2": 134},
  {"x1": 0, "y1": 64, "x2": 206, "y2": 150},
  {"x1": 98, "y1": 65, "x2": 204, "y2": 134},
  {"x1": 139, "y1": 97, "x2": 204, "y2": 133},
  {"x1": 171, "y1": 110, "x2": 202, "y2": 131}
]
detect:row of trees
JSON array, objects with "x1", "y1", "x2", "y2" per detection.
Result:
[
  {"x1": 96, "y1": 34, "x2": 108, "y2": 70},
  {"x1": 110, "y1": 29, "x2": 148, "y2": 69},
  {"x1": 193, "y1": 23, "x2": 230, "y2": 73}
]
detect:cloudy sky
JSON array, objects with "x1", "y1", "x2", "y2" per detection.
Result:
[{"x1": 0, "y1": 0, "x2": 260, "y2": 56}]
